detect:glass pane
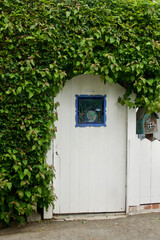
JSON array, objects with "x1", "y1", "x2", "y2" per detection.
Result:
[{"x1": 78, "y1": 97, "x2": 104, "y2": 124}]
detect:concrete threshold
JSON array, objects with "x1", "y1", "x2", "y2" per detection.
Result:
[{"x1": 53, "y1": 212, "x2": 126, "y2": 222}]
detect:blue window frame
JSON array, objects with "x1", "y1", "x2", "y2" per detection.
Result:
[{"x1": 75, "y1": 95, "x2": 106, "y2": 127}]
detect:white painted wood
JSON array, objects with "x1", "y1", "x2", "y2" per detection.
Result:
[
  {"x1": 43, "y1": 144, "x2": 53, "y2": 219},
  {"x1": 54, "y1": 74, "x2": 127, "y2": 214},
  {"x1": 128, "y1": 137, "x2": 141, "y2": 206},
  {"x1": 43, "y1": 205, "x2": 53, "y2": 219},
  {"x1": 139, "y1": 139, "x2": 151, "y2": 204},
  {"x1": 128, "y1": 136, "x2": 160, "y2": 207},
  {"x1": 54, "y1": 84, "x2": 71, "y2": 213},
  {"x1": 127, "y1": 108, "x2": 137, "y2": 140},
  {"x1": 151, "y1": 140, "x2": 160, "y2": 202},
  {"x1": 126, "y1": 107, "x2": 137, "y2": 213}
]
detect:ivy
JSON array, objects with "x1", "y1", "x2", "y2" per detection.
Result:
[{"x1": 0, "y1": 0, "x2": 160, "y2": 225}]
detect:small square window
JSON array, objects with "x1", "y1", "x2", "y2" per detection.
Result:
[{"x1": 75, "y1": 95, "x2": 106, "y2": 127}]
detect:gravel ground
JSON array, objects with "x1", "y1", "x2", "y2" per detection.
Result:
[{"x1": 1, "y1": 212, "x2": 160, "y2": 240}]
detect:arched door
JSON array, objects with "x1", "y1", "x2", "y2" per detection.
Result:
[{"x1": 54, "y1": 75, "x2": 127, "y2": 214}]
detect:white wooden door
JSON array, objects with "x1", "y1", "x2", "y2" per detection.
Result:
[{"x1": 54, "y1": 75, "x2": 127, "y2": 214}]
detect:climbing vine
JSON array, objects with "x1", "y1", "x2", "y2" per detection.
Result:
[{"x1": 0, "y1": 0, "x2": 160, "y2": 224}]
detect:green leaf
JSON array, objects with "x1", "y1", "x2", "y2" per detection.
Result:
[
  {"x1": 80, "y1": 39, "x2": 85, "y2": 46},
  {"x1": 19, "y1": 171, "x2": 24, "y2": 180},
  {"x1": 17, "y1": 190, "x2": 24, "y2": 198},
  {"x1": 12, "y1": 155, "x2": 16, "y2": 160},
  {"x1": 6, "y1": 90, "x2": 11, "y2": 94},
  {"x1": 105, "y1": 68, "x2": 109, "y2": 75},
  {"x1": 105, "y1": 75, "x2": 114, "y2": 84},
  {"x1": 144, "y1": 98, "x2": 150, "y2": 105},
  {"x1": 17, "y1": 86, "x2": 22, "y2": 94},
  {"x1": 74, "y1": 9, "x2": 78, "y2": 15},
  {"x1": 45, "y1": 103, "x2": 50, "y2": 111},
  {"x1": 10, "y1": 73, "x2": 15, "y2": 78},
  {"x1": 25, "y1": 191, "x2": 31, "y2": 198},
  {"x1": 26, "y1": 132, "x2": 31, "y2": 141},
  {"x1": 7, "y1": 182, "x2": 12, "y2": 190},
  {"x1": 54, "y1": 72, "x2": 59, "y2": 78},
  {"x1": 66, "y1": 11, "x2": 71, "y2": 18},
  {"x1": 105, "y1": 36, "x2": 109, "y2": 42},
  {"x1": 32, "y1": 145, "x2": 36, "y2": 150},
  {"x1": 30, "y1": 25, "x2": 36, "y2": 30},
  {"x1": 140, "y1": 63, "x2": 144, "y2": 69},
  {"x1": 136, "y1": 46, "x2": 140, "y2": 51},
  {"x1": 94, "y1": 32, "x2": 100, "y2": 39},
  {"x1": 22, "y1": 160, "x2": 28, "y2": 165},
  {"x1": 24, "y1": 169, "x2": 31, "y2": 179},
  {"x1": 37, "y1": 187, "x2": 42, "y2": 194},
  {"x1": 29, "y1": 91, "x2": 34, "y2": 99},
  {"x1": 13, "y1": 165, "x2": 19, "y2": 172},
  {"x1": 40, "y1": 71, "x2": 46, "y2": 77},
  {"x1": 49, "y1": 64, "x2": 54, "y2": 69},
  {"x1": 137, "y1": 85, "x2": 141, "y2": 92},
  {"x1": 37, "y1": 81, "x2": 42, "y2": 87},
  {"x1": 136, "y1": 68, "x2": 141, "y2": 75},
  {"x1": 110, "y1": 37, "x2": 115, "y2": 44}
]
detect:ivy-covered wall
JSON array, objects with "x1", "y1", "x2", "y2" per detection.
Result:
[{"x1": 0, "y1": 0, "x2": 160, "y2": 225}]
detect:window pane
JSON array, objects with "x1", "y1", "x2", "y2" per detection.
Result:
[{"x1": 78, "y1": 97, "x2": 104, "y2": 124}]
